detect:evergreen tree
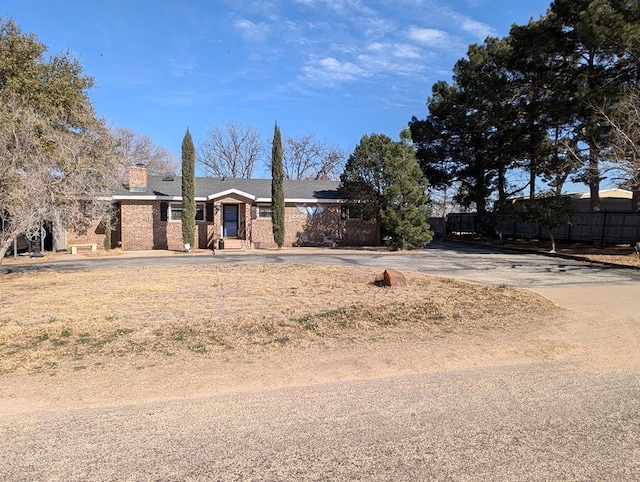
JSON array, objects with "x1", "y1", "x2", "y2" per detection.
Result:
[
  {"x1": 535, "y1": 0, "x2": 637, "y2": 211},
  {"x1": 271, "y1": 122, "x2": 285, "y2": 248},
  {"x1": 340, "y1": 131, "x2": 432, "y2": 249},
  {"x1": 181, "y1": 128, "x2": 196, "y2": 249},
  {"x1": 409, "y1": 1, "x2": 640, "y2": 216}
]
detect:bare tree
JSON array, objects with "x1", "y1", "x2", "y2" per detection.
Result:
[
  {"x1": 281, "y1": 133, "x2": 346, "y2": 180},
  {"x1": 598, "y1": 86, "x2": 640, "y2": 211},
  {"x1": 0, "y1": 19, "x2": 126, "y2": 261},
  {"x1": 0, "y1": 94, "x2": 122, "y2": 261},
  {"x1": 113, "y1": 127, "x2": 177, "y2": 176},
  {"x1": 197, "y1": 121, "x2": 263, "y2": 178},
  {"x1": 428, "y1": 184, "x2": 466, "y2": 217}
]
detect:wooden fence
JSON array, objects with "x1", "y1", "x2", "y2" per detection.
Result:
[{"x1": 441, "y1": 212, "x2": 640, "y2": 245}]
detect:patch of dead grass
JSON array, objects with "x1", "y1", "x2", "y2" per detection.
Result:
[{"x1": 0, "y1": 264, "x2": 558, "y2": 373}]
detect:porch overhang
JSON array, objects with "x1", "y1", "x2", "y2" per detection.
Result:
[
  {"x1": 207, "y1": 188, "x2": 256, "y2": 202},
  {"x1": 254, "y1": 198, "x2": 343, "y2": 204}
]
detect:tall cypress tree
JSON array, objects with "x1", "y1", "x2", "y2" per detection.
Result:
[
  {"x1": 271, "y1": 122, "x2": 285, "y2": 248},
  {"x1": 181, "y1": 128, "x2": 196, "y2": 249}
]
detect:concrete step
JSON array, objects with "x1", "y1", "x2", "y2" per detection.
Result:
[{"x1": 219, "y1": 238, "x2": 244, "y2": 250}]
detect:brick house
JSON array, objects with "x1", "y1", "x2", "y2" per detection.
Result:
[{"x1": 67, "y1": 165, "x2": 378, "y2": 251}]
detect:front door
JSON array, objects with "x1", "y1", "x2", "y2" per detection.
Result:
[{"x1": 223, "y1": 204, "x2": 238, "y2": 237}]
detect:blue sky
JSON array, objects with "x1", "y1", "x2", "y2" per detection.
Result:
[{"x1": 5, "y1": 0, "x2": 552, "y2": 177}]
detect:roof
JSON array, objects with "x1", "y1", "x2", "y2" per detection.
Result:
[
  {"x1": 114, "y1": 175, "x2": 342, "y2": 203},
  {"x1": 566, "y1": 188, "x2": 632, "y2": 200}
]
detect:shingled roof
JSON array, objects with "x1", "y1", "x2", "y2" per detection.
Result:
[{"x1": 114, "y1": 175, "x2": 342, "y2": 203}]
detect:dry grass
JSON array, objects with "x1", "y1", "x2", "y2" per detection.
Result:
[{"x1": 0, "y1": 264, "x2": 557, "y2": 373}]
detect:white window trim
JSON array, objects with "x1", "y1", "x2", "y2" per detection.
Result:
[{"x1": 257, "y1": 204, "x2": 272, "y2": 219}]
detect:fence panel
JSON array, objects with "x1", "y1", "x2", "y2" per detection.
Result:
[{"x1": 441, "y1": 212, "x2": 640, "y2": 244}]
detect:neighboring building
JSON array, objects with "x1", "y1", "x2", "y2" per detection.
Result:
[
  {"x1": 566, "y1": 188, "x2": 635, "y2": 212},
  {"x1": 67, "y1": 165, "x2": 378, "y2": 251}
]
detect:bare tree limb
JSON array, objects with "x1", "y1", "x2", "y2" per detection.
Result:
[{"x1": 197, "y1": 121, "x2": 263, "y2": 178}]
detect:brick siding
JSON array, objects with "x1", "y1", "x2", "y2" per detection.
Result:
[
  {"x1": 128, "y1": 165, "x2": 147, "y2": 190},
  {"x1": 69, "y1": 200, "x2": 378, "y2": 251}
]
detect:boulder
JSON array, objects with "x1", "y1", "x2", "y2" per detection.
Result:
[{"x1": 382, "y1": 269, "x2": 407, "y2": 287}]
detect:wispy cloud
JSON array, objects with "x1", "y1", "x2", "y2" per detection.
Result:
[
  {"x1": 367, "y1": 41, "x2": 421, "y2": 60},
  {"x1": 393, "y1": 43, "x2": 422, "y2": 60},
  {"x1": 233, "y1": 18, "x2": 270, "y2": 42},
  {"x1": 302, "y1": 56, "x2": 367, "y2": 85},
  {"x1": 167, "y1": 58, "x2": 197, "y2": 77},
  {"x1": 228, "y1": 2, "x2": 492, "y2": 91},
  {"x1": 458, "y1": 17, "x2": 496, "y2": 40},
  {"x1": 294, "y1": 0, "x2": 376, "y2": 16},
  {"x1": 408, "y1": 26, "x2": 451, "y2": 46}
]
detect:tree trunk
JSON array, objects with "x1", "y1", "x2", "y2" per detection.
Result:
[
  {"x1": 52, "y1": 216, "x2": 67, "y2": 252},
  {"x1": 497, "y1": 164, "x2": 507, "y2": 209},
  {"x1": 0, "y1": 236, "x2": 18, "y2": 264},
  {"x1": 0, "y1": 245, "x2": 9, "y2": 263},
  {"x1": 529, "y1": 156, "x2": 537, "y2": 201},
  {"x1": 588, "y1": 139, "x2": 601, "y2": 212}
]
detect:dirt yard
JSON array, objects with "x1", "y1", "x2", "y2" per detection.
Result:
[
  {"x1": 1, "y1": 261, "x2": 637, "y2": 414},
  {"x1": 0, "y1": 264, "x2": 558, "y2": 374}
]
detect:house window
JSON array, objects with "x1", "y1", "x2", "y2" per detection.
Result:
[
  {"x1": 195, "y1": 204, "x2": 205, "y2": 222},
  {"x1": 168, "y1": 202, "x2": 205, "y2": 222},
  {"x1": 170, "y1": 203, "x2": 183, "y2": 221},
  {"x1": 341, "y1": 205, "x2": 365, "y2": 220},
  {"x1": 257, "y1": 204, "x2": 272, "y2": 219}
]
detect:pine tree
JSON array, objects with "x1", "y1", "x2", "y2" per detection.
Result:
[
  {"x1": 271, "y1": 122, "x2": 285, "y2": 248},
  {"x1": 340, "y1": 131, "x2": 432, "y2": 249},
  {"x1": 181, "y1": 128, "x2": 196, "y2": 249},
  {"x1": 380, "y1": 131, "x2": 433, "y2": 249}
]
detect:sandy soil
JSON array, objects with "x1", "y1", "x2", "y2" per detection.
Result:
[{"x1": 2, "y1": 281, "x2": 637, "y2": 417}]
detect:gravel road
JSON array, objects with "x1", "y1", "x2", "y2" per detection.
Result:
[{"x1": 2, "y1": 364, "x2": 639, "y2": 481}]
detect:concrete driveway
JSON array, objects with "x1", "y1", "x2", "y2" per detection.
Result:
[{"x1": 3, "y1": 240, "x2": 640, "y2": 288}]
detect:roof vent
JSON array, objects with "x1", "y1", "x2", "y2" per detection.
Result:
[{"x1": 162, "y1": 175, "x2": 174, "y2": 181}]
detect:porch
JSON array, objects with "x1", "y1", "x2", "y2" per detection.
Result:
[{"x1": 213, "y1": 199, "x2": 252, "y2": 249}]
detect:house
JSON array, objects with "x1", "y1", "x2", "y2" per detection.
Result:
[{"x1": 66, "y1": 165, "x2": 378, "y2": 251}]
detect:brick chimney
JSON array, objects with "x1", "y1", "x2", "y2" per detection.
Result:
[{"x1": 129, "y1": 163, "x2": 147, "y2": 192}]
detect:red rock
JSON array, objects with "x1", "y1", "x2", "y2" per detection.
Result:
[{"x1": 382, "y1": 269, "x2": 407, "y2": 287}]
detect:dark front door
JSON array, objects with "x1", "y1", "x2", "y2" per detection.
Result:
[{"x1": 223, "y1": 204, "x2": 238, "y2": 237}]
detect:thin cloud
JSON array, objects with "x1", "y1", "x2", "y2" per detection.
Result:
[
  {"x1": 408, "y1": 26, "x2": 451, "y2": 46},
  {"x1": 393, "y1": 43, "x2": 422, "y2": 59},
  {"x1": 233, "y1": 18, "x2": 270, "y2": 42},
  {"x1": 459, "y1": 17, "x2": 496, "y2": 40},
  {"x1": 302, "y1": 56, "x2": 366, "y2": 85},
  {"x1": 294, "y1": 0, "x2": 375, "y2": 16},
  {"x1": 367, "y1": 42, "x2": 421, "y2": 60},
  {"x1": 167, "y1": 58, "x2": 197, "y2": 77}
]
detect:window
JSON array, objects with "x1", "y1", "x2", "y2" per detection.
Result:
[
  {"x1": 195, "y1": 204, "x2": 205, "y2": 222},
  {"x1": 257, "y1": 204, "x2": 272, "y2": 219},
  {"x1": 167, "y1": 202, "x2": 206, "y2": 222},
  {"x1": 341, "y1": 205, "x2": 365, "y2": 220},
  {"x1": 170, "y1": 203, "x2": 183, "y2": 221}
]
